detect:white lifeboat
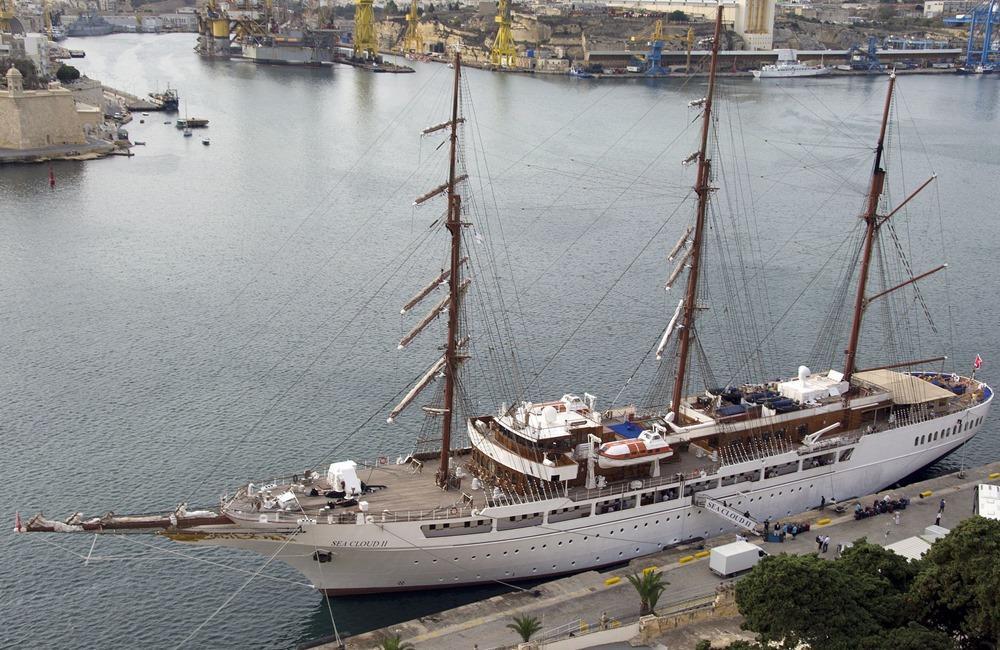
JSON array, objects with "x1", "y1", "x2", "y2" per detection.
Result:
[{"x1": 597, "y1": 430, "x2": 673, "y2": 468}]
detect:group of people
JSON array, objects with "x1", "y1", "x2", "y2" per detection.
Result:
[
  {"x1": 853, "y1": 493, "x2": 910, "y2": 520},
  {"x1": 815, "y1": 534, "x2": 832, "y2": 553},
  {"x1": 760, "y1": 518, "x2": 810, "y2": 542}
]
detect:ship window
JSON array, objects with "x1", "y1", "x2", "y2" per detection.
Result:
[
  {"x1": 839, "y1": 449, "x2": 854, "y2": 462},
  {"x1": 921, "y1": 435, "x2": 926, "y2": 444},
  {"x1": 640, "y1": 491, "x2": 655, "y2": 506},
  {"x1": 914, "y1": 437, "x2": 918, "y2": 446}
]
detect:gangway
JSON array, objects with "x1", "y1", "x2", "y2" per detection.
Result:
[{"x1": 694, "y1": 494, "x2": 761, "y2": 535}]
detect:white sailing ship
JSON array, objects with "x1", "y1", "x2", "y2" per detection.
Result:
[
  {"x1": 753, "y1": 49, "x2": 831, "y2": 78},
  {"x1": 19, "y1": 11, "x2": 992, "y2": 597}
]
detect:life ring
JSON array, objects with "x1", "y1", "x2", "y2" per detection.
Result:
[
  {"x1": 449, "y1": 506, "x2": 459, "y2": 516},
  {"x1": 377, "y1": 456, "x2": 388, "y2": 465}
]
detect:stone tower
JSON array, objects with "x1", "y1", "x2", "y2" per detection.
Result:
[{"x1": 5, "y1": 65, "x2": 24, "y2": 96}]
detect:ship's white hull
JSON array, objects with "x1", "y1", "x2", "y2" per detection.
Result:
[
  {"x1": 753, "y1": 67, "x2": 831, "y2": 79},
  {"x1": 184, "y1": 398, "x2": 991, "y2": 594}
]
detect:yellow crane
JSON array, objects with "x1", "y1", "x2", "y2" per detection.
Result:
[
  {"x1": 43, "y1": 0, "x2": 52, "y2": 38},
  {"x1": 489, "y1": 0, "x2": 516, "y2": 67},
  {"x1": 403, "y1": 0, "x2": 422, "y2": 53},
  {"x1": 354, "y1": 0, "x2": 377, "y2": 58}
]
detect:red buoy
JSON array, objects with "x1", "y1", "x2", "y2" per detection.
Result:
[{"x1": 48, "y1": 165, "x2": 55, "y2": 188}]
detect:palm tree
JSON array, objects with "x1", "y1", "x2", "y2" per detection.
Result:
[
  {"x1": 376, "y1": 633, "x2": 414, "y2": 650},
  {"x1": 506, "y1": 613, "x2": 543, "y2": 642},
  {"x1": 627, "y1": 570, "x2": 668, "y2": 616}
]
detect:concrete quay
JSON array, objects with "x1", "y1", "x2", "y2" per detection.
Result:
[{"x1": 326, "y1": 460, "x2": 1000, "y2": 650}]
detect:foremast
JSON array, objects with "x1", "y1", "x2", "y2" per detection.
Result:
[
  {"x1": 390, "y1": 51, "x2": 467, "y2": 489},
  {"x1": 670, "y1": 6, "x2": 724, "y2": 417},
  {"x1": 439, "y1": 52, "x2": 464, "y2": 488}
]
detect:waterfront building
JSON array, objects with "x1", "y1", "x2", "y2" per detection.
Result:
[{"x1": 606, "y1": 0, "x2": 775, "y2": 50}]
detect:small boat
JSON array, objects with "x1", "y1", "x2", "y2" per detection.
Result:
[
  {"x1": 183, "y1": 127, "x2": 192, "y2": 137},
  {"x1": 176, "y1": 118, "x2": 209, "y2": 129},
  {"x1": 201, "y1": 138, "x2": 210, "y2": 146},
  {"x1": 597, "y1": 430, "x2": 674, "y2": 468},
  {"x1": 133, "y1": 141, "x2": 146, "y2": 146},
  {"x1": 569, "y1": 67, "x2": 595, "y2": 79},
  {"x1": 141, "y1": 112, "x2": 149, "y2": 116},
  {"x1": 163, "y1": 120, "x2": 171, "y2": 124}
]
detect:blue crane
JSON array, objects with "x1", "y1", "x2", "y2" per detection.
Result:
[{"x1": 963, "y1": 0, "x2": 999, "y2": 71}]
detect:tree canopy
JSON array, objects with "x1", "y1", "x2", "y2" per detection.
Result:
[
  {"x1": 908, "y1": 516, "x2": 1000, "y2": 647},
  {"x1": 735, "y1": 518, "x2": 1000, "y2": 650},
  {"x1": 56, "y1": 64, "x2": 81, "y2": 83}
]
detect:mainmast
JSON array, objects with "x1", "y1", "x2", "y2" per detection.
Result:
[
  {"x1": 842, "y1": 73, "x2": 896, "y2": 384},
  {"x1": 437, "y1": 50, "x2": 463, "y2": 489},
  {"x1": 669, "y1": 6, "x2": 723, "y2": 417}
]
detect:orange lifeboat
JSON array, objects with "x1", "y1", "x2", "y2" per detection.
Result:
[{"x1": 597, "y1": 430, "x2": 673, "y2": 468}]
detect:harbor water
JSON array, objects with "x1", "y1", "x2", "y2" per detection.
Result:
[{"x1": 3, "y1": 34, "x2": 1000, "y2": 648}]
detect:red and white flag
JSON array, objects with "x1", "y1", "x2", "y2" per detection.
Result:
[
  {"x1": 14, "y1": 511, "x2": 21, "y2": 533},
  {"x1": 974, "y1": 354, "x2": 983, "y2": 370}
]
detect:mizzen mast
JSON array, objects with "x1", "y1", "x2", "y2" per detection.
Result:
[
  {"x1": 842, "y1": 73, "x2": 895, "y2": 384},
  {"x1": 669, "y1": 6, "x2": 723, "y2": 417}
]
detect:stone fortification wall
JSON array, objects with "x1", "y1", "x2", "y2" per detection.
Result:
[{"x1": 0, "y1": 88, "x2": 89, "y2": 149}]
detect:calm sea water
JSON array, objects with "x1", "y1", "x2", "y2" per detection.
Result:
[{"x1": 3, "y1": 34, "x2": 999, "y2": 648}]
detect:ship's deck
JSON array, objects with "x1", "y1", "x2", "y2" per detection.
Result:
[{"x1": 225, "y1": 444, "x2": 723, "y2": 525}]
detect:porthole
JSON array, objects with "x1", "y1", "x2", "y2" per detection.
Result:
[
  {"x1": 502, "y1": 551, "x2": 508, "y2": 556},
  {"x1": 571, "y1": 561, "x2": 576, "y2": 566},
  {"x1": 532, "y1": 568, "x2": 537, "y2": 573},
  {"x1": 432, "y1": 559, "x2": 438, "y2": 563},
  {"x1": 552, "y1": 564, "x2": 557, "y2": 569},
  {"x1": 620, "y1": 527, "x2": 625, "y2": 533},
  {"x1": 568, "y1": 539, "x2": 573, "y2": 544},
  {"x1": 530, "y1": 546, "x2": 535, "y2": 551},
  {"x1": 618, "y1": 551, "x2": 624, "y2": 557},
  {"x1": 471, "y1": 555, "x2": 477, "y2": 560},
  {"x1": 413, "y1": 560, "x2": 419, "y2": 564},
  {"x1": 485, "y1": 553, "x2": 491, "y2": 558},
  {"x1": 514, "y1": 549, "x2": 519, "y2": 554},
  {"x1": 558, "y1": 542, "x2": 563, "y2": 547}
]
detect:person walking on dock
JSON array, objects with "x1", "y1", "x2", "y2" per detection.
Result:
[
  {"x1": 936, "y1": 511, "x2": 942, "y2": 526},
  {"x1": 822, "y1": 536, "x2": 830, "y2": 553},
  {"x1": 600, "y1": 611, "x2": 609, "y2": 631},
  {"x1": 816, "y1": 535, "x2": 823, "y2": 551},
  {"x1": 939, "y1": 498, "x2": 946, "y2": 513},
  {"x1": 894, "y1": 511, "x2": 901, "y2": 525}
]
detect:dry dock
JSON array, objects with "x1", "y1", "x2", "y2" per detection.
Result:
[{"x1": 320, "y1": 460, "x2": 1000, "y2": 649}]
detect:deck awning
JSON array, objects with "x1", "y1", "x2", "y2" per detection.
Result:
[
  {"x1": 608, "y1": 422, "x2": 644, "y2": 439},
  {"x1": 852, "y1": 369, "x2": 955, "y2": 405}
]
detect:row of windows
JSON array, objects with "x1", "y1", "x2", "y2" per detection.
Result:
[
  {"x1": 410, "y1": 484, "x2": 827, "y2": 568},
  {"x1": 913, "y1": 416, "x2": 982, "y2": 447}
]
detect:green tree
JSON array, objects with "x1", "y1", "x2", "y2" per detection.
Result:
[
  {"x1": 627, "y1": 570, "x2": 668, "y2": 616},
  {"x1": 735, "y1": 553, "x2": 886, "y2": 649},
  {"x1": 908, "y1": 516, "x2": 1000, "y2": 648},
  {"x1": 55, "y1": 64, "x2": 81, "y2": 83},
  {"x1": 385, "y1": 0, "x2": 399, "y2": 14},
  {"x1": 375, "y1": 633, "x2": 414, "y2": 650},
  {"x1": 667, "y1": 10, "x2": 687, "y2": 22},
  {"x1": 857, "y1": 622, "x2": 955, "y2": 650},
  {"x1": 838, "y1": 539, "x2": 920, "y2": 594},
  {"x1": 506, "y1": 613, "x2": 542, "y2": 642}
]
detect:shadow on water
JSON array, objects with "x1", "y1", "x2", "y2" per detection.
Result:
[{"x1": 295, "y1": 582, "x2": 516, "y2": 647}]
